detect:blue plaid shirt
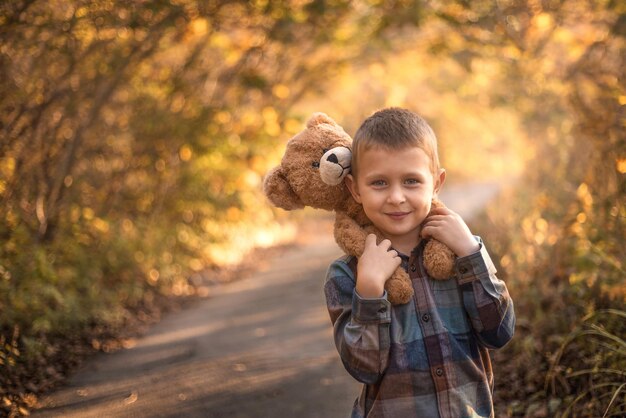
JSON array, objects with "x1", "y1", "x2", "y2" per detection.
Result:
[{"x1": 324, "y1": 238, "x2": 515, "y2": 418}]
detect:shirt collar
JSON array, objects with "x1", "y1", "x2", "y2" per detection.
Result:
[{"x1": 393, "y1": 239, "x2": 425, "y2": 259}]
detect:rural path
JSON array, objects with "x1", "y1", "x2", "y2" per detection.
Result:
[{"x1": 33, "y1": 182, "x2": 500, "y2": 418}]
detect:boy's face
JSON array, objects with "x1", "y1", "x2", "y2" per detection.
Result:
[{"x1": 346, "y1": 145, "x2": 445, "y2": 252}]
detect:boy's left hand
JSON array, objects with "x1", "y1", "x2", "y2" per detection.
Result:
[{"x1": 421, "y1": 206, "x2": 480, "y2": 257}]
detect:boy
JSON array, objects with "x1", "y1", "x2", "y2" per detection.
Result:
[{"x1": 324, "y1": 108, "x2": 515, "y2": 418}]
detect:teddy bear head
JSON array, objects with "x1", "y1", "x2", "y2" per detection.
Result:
[{"x1": 263, "y1": 113, "x2": 352, "y2": 212}]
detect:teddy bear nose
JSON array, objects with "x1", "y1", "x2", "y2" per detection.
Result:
[{"x1": 326, "y1": 153, "x2": 339, "y2": 164}]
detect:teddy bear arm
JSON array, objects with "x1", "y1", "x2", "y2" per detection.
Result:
[
  {"x1": 263, "y1": 167, "x2": 304, "y2": 210},
  {"x1": 334, "y1": 211, "x2": 368, "y2": 256}
]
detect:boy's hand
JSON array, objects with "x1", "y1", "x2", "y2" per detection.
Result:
[
  {"x1": 421, "y1": 206, "x2": 480, "y2": 257},
  {"x1": 356, "y1": 234, "x2": 402, "y2": 298}
]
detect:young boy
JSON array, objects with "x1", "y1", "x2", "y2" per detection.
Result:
[{"x1": 324, "y1": 108, "x2": 515, "y2": 418}]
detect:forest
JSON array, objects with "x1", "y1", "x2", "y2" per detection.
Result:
[{"x1": 1, "y1": 0, "x2": 624, "y2": 416}]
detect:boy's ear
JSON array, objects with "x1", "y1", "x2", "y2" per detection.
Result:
[
  {"x1": 345, "y1": 174, "x2": 362, "y2": 204},
  {"x1": 434, "y1": 168, "x2": 446, "y2": 196}
]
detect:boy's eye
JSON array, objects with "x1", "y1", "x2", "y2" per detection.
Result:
[
  {"x1": 405, "y1": 179, "x2": 421, "y2": 185},
  {"x1": 371, "y1": 180, "x2": 386, "y2": 186}
]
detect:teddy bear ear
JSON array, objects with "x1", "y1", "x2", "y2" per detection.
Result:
[
  {"x1": 263, "y1": 166, "x2": 304, "y2": 210},
  {"x1": 306, "y1": 112, "x2": 338, "y2": 129}
]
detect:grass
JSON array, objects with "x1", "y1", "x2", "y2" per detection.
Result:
[{"x1": 546, "y1": 309, "x2": 626, "y2": 417}]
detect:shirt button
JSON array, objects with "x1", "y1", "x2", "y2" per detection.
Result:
[
  {"x1": 421, "y1": 313, "x2": 430, "y2": 323},
  {"x1": 410, "y1": 265, "x2": 417, "y2": 272},
  {"x1": 459, "y1": 266, "x2": 469, "y2": 274},
  {"x1": 436, "y1": 368, "x2": 444, "y2": 377},
  {"x1": 378, "y1": 307, "x2": 387, "y2": 314}
]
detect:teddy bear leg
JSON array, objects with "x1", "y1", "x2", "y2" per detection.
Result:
[
  {"x1": 421, "y1": 198, "x2": 456, "y2": 280},
  {"x1": 423, "y1": 239, "x2": 456, "y2": 280},
  {"x1": 385, "y1": 267, "x2": 414, "y2": 305}
]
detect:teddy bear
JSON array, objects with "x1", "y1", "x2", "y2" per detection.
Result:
[{"x1": 263, "y1": 112, "x2": 456, "y2": 305}]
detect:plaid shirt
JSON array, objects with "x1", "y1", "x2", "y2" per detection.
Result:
[{"x1": 324, "y1": 238, "x2": 515, "y2": 418}]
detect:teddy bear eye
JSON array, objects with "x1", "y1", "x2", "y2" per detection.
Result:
[
  {"x1": 322, "y1": 148, "x2": 329, "y2": 154},
  {"x1": 311, "y1": 161, "x2": 320, "y2": 168}
]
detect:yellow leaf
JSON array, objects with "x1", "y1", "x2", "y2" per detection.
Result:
[
  {"x1": 215, "y1": 111, "x2": 231, "y2": 124},
  {"x1": 262, "y1": 106, "x2": 278, "y2": 122},
  {"x1": 226, "y1": 206, "x2": 240, "y2": 221},
  {"x1": 75, "y1": 6, "x2": 88, "y2": 18},
  {"x1": 93, "y1": 218, "x2": 109, "y2": 233},
  {"x1": 535, "y1": 218, "x2": 548, "y2": 232},
  {"x1": 179, "y1": 145, "x2": 192, "y2": 162},
  {"x1": 534, "y1": 13, "x2": 553, "y2": 31},
  {"x1": 82, "y1": 207, "x2": 94, "y2": 220},
  {"x1": 190, "y1": 18, "x2": 208, "y2": 36},
  {"x1": 272, "y1": 84, "x2": 290, "y2": 99},
  {"x1": 284, "y1": 118, "x2": 302, "y2": 134}
]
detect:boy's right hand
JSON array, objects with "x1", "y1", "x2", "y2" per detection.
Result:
[{"x1": 356, "y1": 234, "x2": 401, "y2": 298}]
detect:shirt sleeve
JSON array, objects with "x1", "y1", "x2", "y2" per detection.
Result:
[
  {"x1": 455, "y1": 238, "x2": 516, "y2": 350},
  {"x1": 323, "y1": 257, "x2": 392, "y2": 385}
]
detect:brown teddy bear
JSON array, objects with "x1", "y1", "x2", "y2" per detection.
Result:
[{"x1": 263, "y1": 112, "x2": 455, "y2": 305}]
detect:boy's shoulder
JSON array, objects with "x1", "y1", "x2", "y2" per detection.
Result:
[
  {"x1": 335, "y1": 253, "x2": 355, "y2": 265},
  {"x1": 326, "y1": 254, "x2": 357, "y2": 280}
]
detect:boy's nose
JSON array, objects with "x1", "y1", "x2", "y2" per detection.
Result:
[{"x1": 387, "y1": 185, "x2": 406, "y2": 204}]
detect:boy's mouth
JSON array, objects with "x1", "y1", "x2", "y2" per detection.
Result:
[{"x1": 386, "y1": 211, "x2": 410, "y2": 220}]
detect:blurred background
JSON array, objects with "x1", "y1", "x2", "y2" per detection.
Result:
[{"x1": 1, "y1": 1, "x2": 624, "y2": 416}]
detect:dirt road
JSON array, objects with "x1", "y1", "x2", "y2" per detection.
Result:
[{"x1": 33, "y1": 182, "x2": 500, "y2": 418}]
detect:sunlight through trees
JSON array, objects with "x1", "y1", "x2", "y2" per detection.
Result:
[{"x1": 1, "y1": 1, "x2": 623, "y2": 416}]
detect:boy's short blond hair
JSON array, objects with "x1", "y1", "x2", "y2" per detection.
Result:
[{"x1": 352, "y1": 107, "x2": 440, "y2": 178}]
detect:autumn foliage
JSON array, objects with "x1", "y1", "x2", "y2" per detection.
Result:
[{"x1": 1, "y1": 0, "x2": 624, "y2": 416}]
